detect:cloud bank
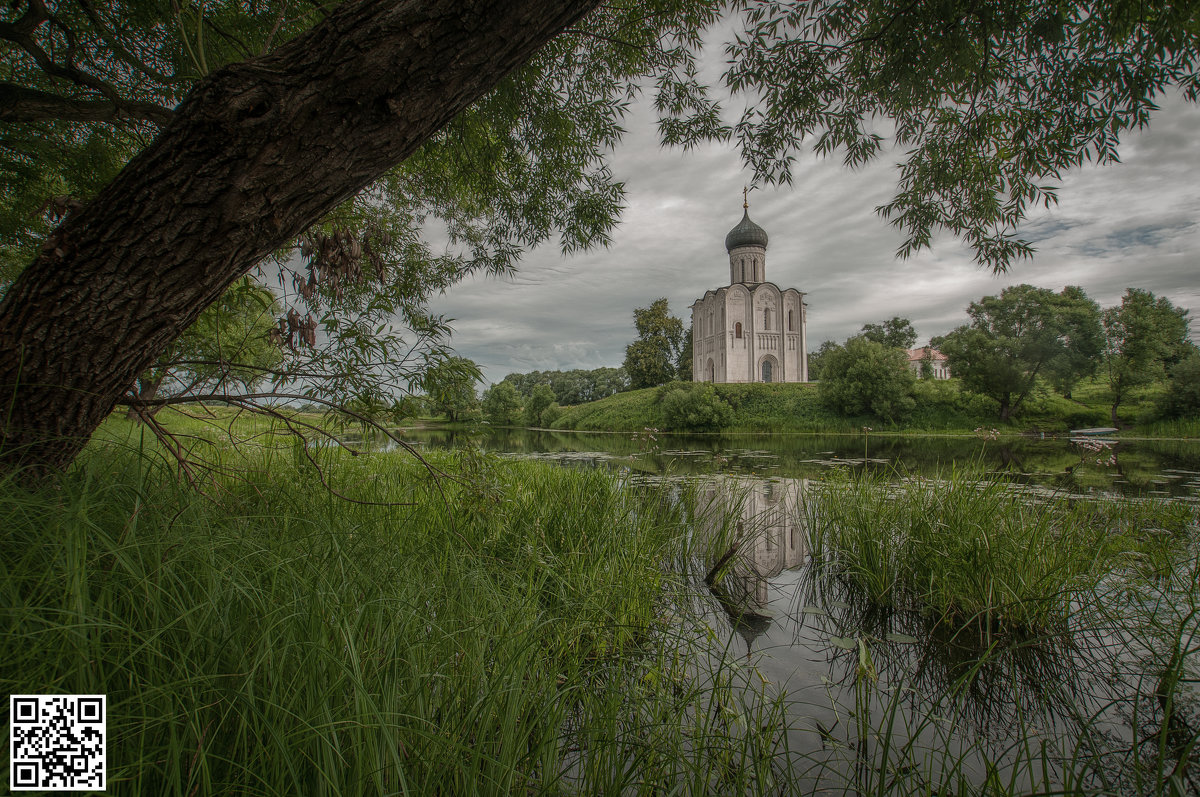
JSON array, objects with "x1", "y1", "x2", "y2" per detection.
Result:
[{"x1": 431, "y1": 92, "x2": 1200, "y2": 385}]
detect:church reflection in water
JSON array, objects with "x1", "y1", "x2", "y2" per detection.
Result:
[{"x1": 693, "y1": 477, "x2": 808, "y2": 655}]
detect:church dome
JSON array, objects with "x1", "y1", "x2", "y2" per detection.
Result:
[{"x1": 724, "y1": 209, "x2": 769, "y2": 251}]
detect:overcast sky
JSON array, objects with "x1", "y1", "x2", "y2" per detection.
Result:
[{"x1": 430, "y1": 80, "x2": 1200, "y2": 387}]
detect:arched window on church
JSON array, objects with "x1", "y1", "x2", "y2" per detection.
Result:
[
  {"x1": 708, "y1": 311, "x2": 714, "y2": 337},
  {"x1": 741, "y1": 259, "x2": 747, "y2": 282},
  {"x1": 788, "y1": 309, "x2": 794, "y2": 331},
  {"x1": 734, "y1": 322, "x2": 742, "y2": 339},
  {"x1": 763, "y1": 308, "x2": 771, "y2": 329}
]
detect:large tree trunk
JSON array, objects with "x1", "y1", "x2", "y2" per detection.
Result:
[{"x1": 0, "y1": 0, "x2": 600, "y2": 478}]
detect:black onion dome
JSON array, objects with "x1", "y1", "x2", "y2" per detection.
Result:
[{"x1": 724, "y1": 209, "x2": 769, "y2": 251}]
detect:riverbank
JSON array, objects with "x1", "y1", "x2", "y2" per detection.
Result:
[
  {"x1": 548, "y1": 378, "x2": 1193, "y2": 437},
  {"x1": 1, "y1": 425, "x2": 786, "y2": 794},
  {"x1": 4, "y1": 418, "x2": 1197, "y2": 793}
]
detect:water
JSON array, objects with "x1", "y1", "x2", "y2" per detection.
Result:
[
  {"x1": 384, "y1": 426, "x2": 1200, "y2": 502},
  {"x1": 354, "y1": 425, "x2": 1200, "y2": 789},
  {"x1": 678, "y1": 477, "x2": 1188, "y2": 791}
]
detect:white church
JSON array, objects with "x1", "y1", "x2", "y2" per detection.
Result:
[{"x1": 691, "y1": 199, "x2": 809, "y2": 383}]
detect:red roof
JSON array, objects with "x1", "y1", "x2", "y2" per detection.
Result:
[{"x1": 906, "y1": 347, "x2": 947, "y2": 363}]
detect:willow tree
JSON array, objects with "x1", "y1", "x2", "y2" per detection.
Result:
[{"x1": 3, "y1": 0, "x2": 1199, "y2": 477}]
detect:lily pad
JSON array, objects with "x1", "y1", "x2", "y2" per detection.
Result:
[
  {"x1": 885, "y1": 633, "x2": 920, "y2": 644},
  {"x1": 829, "y1": 636, "x2": 857, "y2": 650}
]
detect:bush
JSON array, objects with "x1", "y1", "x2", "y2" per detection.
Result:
[
  {"x1": 541, "y1": 403, "x2": 563, "y2": 427},
  {"x1": 656, "y1": 382, "x2": 733, "y2": 431},
  {"x1": 817, "y1": 337, "x2": 916, "y2": 422},
  {"x1": 481, "y1": 381, "x2": 523, "y2": 426},
  {"x1": 1158, "y1": 354, "x2": 1200, "y2": 419}
]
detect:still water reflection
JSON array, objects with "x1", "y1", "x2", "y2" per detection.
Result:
[
  {"x1": 683, "y1": 476, "x2": 1196, "y2": 792},
  {"x1": 390, "y1": 426, "x2": 1200, "y2": 501}
]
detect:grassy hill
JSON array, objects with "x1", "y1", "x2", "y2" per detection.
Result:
[{"x1": 550, "y1": 378, "x2": 1156, "y2": 435}]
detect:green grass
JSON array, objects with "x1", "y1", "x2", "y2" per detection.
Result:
[
  {"x1": 803, "y1": 467, "x2": 1197, "y2": 637},
  {"x1": 0, "y1": 426, "x2": 790, "y2": 795},
  {"x1": 549, "y1": 376, "x2": 1196, "y2": 437}
]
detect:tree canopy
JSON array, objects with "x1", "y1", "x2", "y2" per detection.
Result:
[
  {"x1": 501, "y1": 367, "x2": 629, "y2": 405},
  {"x1": 860, "y1": 317, "x2": 918, "y2": 351},
  {"x1": 807, "y1": 340, "x2": 840, "y2": 382},
  {"x1": 523, "y1": 383, "x2": 559, "y2": 427},
  {"x1": 481, "y1": 381, "x2": 524, "y2": 427},
  {"x1": 623, "y1": 298, "x2": 687, "y2": 389},
  {"x1": 4, "y1": 0, "x2": 1200, "y2": 475},
  {"x1": 1043, "y1": 285, "x2": 1104, "y2": 398},
  {"x1": 1103, "y1": 288, "x2": 1193, "y2": 425},
  {"x1": 817, "y1": 336, "x2": 916, "y2": 422},
  {"x1": 421, "y1": 356, "x2": 481, "y2": 423},
  {"x1": 939, "y1": 284, "x2": 1102, "y2": 420}
]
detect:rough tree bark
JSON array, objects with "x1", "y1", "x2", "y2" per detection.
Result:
[{"x1": 0, "y1": 0, "x2": 602, "y2": 478}]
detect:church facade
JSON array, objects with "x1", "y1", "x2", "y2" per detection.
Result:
[{"x1": 691, "y1": 204, "x2": 808, "y2": 383}]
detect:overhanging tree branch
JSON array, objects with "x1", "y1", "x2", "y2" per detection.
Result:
[
  {"x1": 73, "y1": 0, "x2": 181, "y2": 86},
  {"x1": 0, "y1": 9, "x2": 129, "y2": 106},
  {"x1": 0, "y1": 0, "x2": 605, "y2": 479},
  {"x1": 0, "y1": 81, "x2": 174, "y2": 124}
]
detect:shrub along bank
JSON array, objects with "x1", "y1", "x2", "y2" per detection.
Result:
[{"x1": 550, "y1": 378, "x2": 1148, "y2": 435}]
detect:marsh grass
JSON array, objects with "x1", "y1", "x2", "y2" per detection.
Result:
[
  {"x1": 7, "y1": 414, "x2": 1198, "y2": 795},
  {"x1": 802, "y1": 468, "x2": 1194, "y2": 637},
  {"x1": 1139, "y1": 417, "x2": 1200, "y2": 439},
  {"x1": 785, "y1": 466, "x2": 1200, "y2": 793},
  {"x1": 1, "y1": 430, "x2": 794, "y2": 795}
]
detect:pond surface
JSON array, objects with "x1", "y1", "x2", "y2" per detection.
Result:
[{"x1": 390, "y1": 426, "x2": 1200, "y2": 502}]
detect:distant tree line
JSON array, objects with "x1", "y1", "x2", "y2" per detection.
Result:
[
  {"x1": 488, "y1": 284, "x2": 1198, "y2": 430},
  {"x1": 809, "y1": 287, "x2": 1198, "y2": 426},
  {"x1": 500, "y1": 367, "x2": 630, "y2": 405},
  {"x1": 480, "y1": 366, "x2": 631, "y2": 428}
]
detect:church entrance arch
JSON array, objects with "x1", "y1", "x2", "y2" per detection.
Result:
[
  {"x1": 759, "y1": 355, "x2": 779, "y2": 383},
  {"x1": 707, "y1": 359, "x2": 715, "y2": 382}
]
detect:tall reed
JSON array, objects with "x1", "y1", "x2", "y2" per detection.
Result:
[
  {"x1": 804, "y1": 468, "x2": 1194, "y2": 637},
  {"x1": 793, "y1": 466, "x2": 1200, "y2": 793},
  {"x1": 1, "y1": 432, "x2": 792, "y2": 795}
]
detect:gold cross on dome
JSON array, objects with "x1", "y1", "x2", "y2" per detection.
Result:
[{"x1": 742, "y1": 185, "x2": 748, "y2": 209}]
